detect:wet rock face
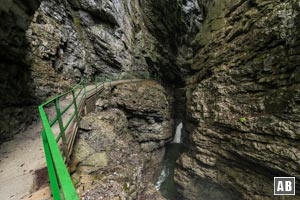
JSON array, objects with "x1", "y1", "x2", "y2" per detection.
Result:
[
  {"x1": 175, "y1": 0, "x2": 300, "y2": 200},
  {"x1": 71, "y1": 81, "x2": 172, "y2": 199}
]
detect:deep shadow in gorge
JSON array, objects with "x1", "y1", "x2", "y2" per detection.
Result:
[
  {"x1": 0, "y1": 0, "x2": 41, "y2": 143},
  {"x1": 156, "y1": 143, "x2": 183, "y2": 200},
  {"x1": 0, "y1": 0, "x2": 200, "y2": 142},
  {"x1": 1, "y1": 0, "x2": 300, "y2": 200},
  {"x1": 175, "y1": 1, "x2": 300, "y2": 200},
  {"x1": 139, "y1": 0, "x2": 207, "y2": 86}
]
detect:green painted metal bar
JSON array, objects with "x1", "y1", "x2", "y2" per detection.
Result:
[
  {"x1": 78, "y1": 94, "x2": 85, "y2": 108},
  {"x1": 39, "y1": 106, "x2": 79, "y2": 200},
  {"x1": 75, "y1": 87, "x2": 84, "y2": 107},
  {"x1": 75, "y1": 87, "x2": 83, "y2": 100},
  {"x1": 72, "y1": 90, "x2": 79, "y2": 124},
  {"x1": 50, "y1": 117, "x2": 58, "y2": 127},
  {"x1": 54, "y1": 99, "x2": 68, "y2": 160},
  {"x1": 61, "y1": 101, "x2": 74, "y2": 116},
  {"x1": 41, "y1": 80, "x2": 83, "y2": 107},
  {"x1": 41, "y1": 130, "x2": 62, "y2": 200},
  {"x1": 41, "y1": 92, "x2": 69, "y2": 107},
  {"x1": 56, "y1": 133, "x2": 61, "y2": 143},
  {"x1": 73, "y1": 83, "x2": 81, "y2": 90},
  {"x1": 63, "y1": 112, "x2": 76, "y2": 131},
  {"x1": 39, "y1": 75, "x2": 160, "y2": 199}
]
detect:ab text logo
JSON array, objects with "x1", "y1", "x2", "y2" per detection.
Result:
[{"x1": 274, "y1": 177, "x2": 295, "y2": 195}]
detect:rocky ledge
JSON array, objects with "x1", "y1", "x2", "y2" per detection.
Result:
[{"x1": 70, "y1": 81, "x2": 173, "y2": 199}]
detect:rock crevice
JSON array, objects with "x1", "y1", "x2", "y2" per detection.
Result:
[{"x1": 175, "y1": 1, "x2": 300, "y2": 199}]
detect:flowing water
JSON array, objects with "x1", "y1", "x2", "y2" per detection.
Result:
[
  {"x1": 155, "y1": 143, "x2": 183, "y2": 200},
  {"x1": 155, "y1": 120, "x2": 243, "y2": 200},
  {"x1": 173, "y1": 122, "x2": 182, "y2": 143},
  {"x1": 155, "y1": 121, "x2": 183, "y2": 199}
]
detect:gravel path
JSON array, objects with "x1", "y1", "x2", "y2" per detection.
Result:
[
  {"x1": 0, "y1": 79, "x2": 145, "y2": 200},
  {"x1": 0, "y1": 119, "x2": 45, "y2": 200}
]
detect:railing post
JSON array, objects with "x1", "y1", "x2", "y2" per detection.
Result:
[
  {"x1": 55, "y1": 99, "x2": 68, "y2": 161},
  {"x1": 41, "y1": 131, "x2": 62, "y2": 200},
  {"x1": 72, "y1": 90, "x2": 79, "y2": 124},
  {"x1": 70, "y1": 90, "x2": 80, "y2": 158}
]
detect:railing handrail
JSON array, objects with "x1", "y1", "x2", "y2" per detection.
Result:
[
  {"x1": 38, "y1": 80, "x2": 86, "y2": 200},
  {"x1": 40, "y1": 79, "x2": 84, "y2": 107},
  {"x1": 38, "y1": 71, "x2": 161, "y2": 199}
]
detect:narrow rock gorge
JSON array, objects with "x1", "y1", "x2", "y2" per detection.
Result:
[
  {"x1": 175, "y1": 1, "x2": 300, "y2": 200},
  {"x1": 0, "y1": 0, "x2": 300, "y2": 200},
  {"x1": 1, "y1": 0, "x2": 200, "y2": 142}
]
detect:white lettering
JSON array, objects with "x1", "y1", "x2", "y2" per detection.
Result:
[
  {"x1": 277, "y1": 181, "x2": 284, "y2": 191},
  {"x1": 286, "y1": 181, "x2": 292, "y2": 191}
]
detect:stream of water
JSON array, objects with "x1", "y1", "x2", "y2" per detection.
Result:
[
  {"x1": 155, "y1": 143, "x2": 183, "y2": 200},
  {"x1": 155, "y1": 122, "x2": 243, "y2": 200},
  {"x1": 155, "y1": 122, "x2": 183, "y2": 199}
]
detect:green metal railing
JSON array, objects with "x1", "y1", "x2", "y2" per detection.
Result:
[
  {"x1": 38, "y1": 71, "x2": 161, "y2": 199},
  {"x1": 39, "y1": 80, "x2": 86, "y2": 200}
]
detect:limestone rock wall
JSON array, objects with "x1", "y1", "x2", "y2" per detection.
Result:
[
  {"x1": 71, "y1": 81, "x2": 173, "y2": 199},
  {"x1": 26, "y1": 0, "x2": 193, "y2": 100},
  {"x1": 71, "y1": 110, "x2": 164, "y2": 200},
  {"x1": 2, "y1": 1, "x2": 299, "y2": 199},
  {"x1": 0, "y1": 0, "x2": 201, "y2": 142},
  {"x1": 96, "y1": 81, "x2": 174, "y2": 152},
  {"x1": 175, "y1": 0, "x2": 300, "y2": 199}
]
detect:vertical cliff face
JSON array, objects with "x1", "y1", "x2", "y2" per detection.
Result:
[
  {"x1": 2, "y1": 1, "x2": 300, "y2": 199},
  {"x1": 23, "y1": 0, "x2": 206, "y2": 100},
  {"x1": 25, "y1": 0, "x2": 189, "y2": 100},
  {"x1": 0, "y1": 0, "x2": 40, "y2": 103},
  {"x1": 0, "y1": 0, "x2": 41, "y2": 142},
  {"x1": 175, "y1": 0, "x2": 300, "y2": 199},
  {"x1": 0, "y1": 0, "x2": 199, "y2": 142}
]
